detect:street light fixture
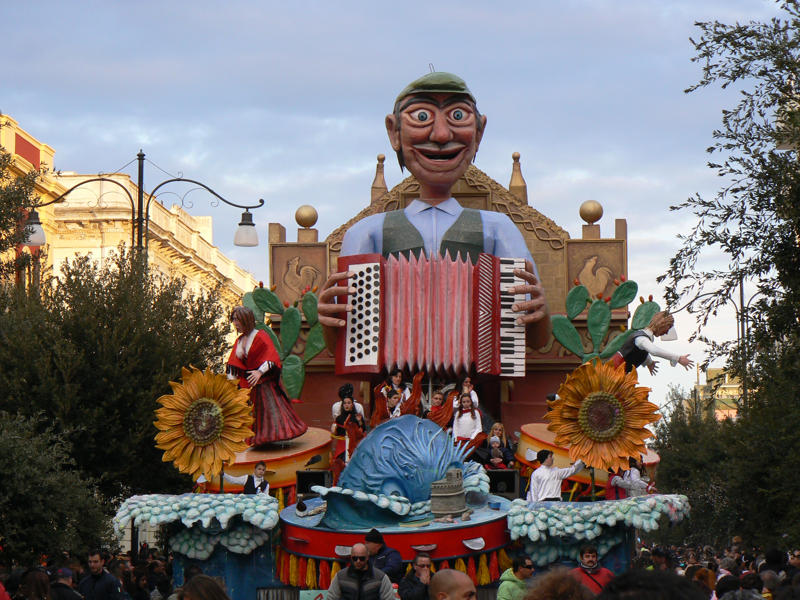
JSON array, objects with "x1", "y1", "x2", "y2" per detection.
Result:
[{"x1": 26, "y1": 150, "x2": 265, "y2": 250}]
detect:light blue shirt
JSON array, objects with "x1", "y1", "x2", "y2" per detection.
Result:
[{"x1": 340, "y1": 198, "x2": 539, "y2": 277}]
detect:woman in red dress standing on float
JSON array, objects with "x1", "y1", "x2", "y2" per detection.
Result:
[{"x1": 226, "y1": 306, "x2": 307, "y2": 445}]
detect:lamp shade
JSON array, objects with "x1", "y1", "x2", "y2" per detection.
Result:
[
  {"x1": 233, "y1": 210, "x2": 259, "y2": 247},
  {"x1": 26, "y1": 209, "x2": 47, "y2": 247}
]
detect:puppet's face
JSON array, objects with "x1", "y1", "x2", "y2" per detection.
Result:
[{"x1": 386, "y1": 92, "x2": 485, "y2": 193}]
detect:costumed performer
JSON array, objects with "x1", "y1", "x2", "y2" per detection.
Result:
[
  {"x1": 527, "y1": 449, "x2": 584, "y2": 502},
  {"x1": 226, "y1": 306, "x2": 307, "y2": 445},
  {"x1": 317, "y1": 71, "x2": 550, "y2": 353},
  {"x1": 222, "y1": 461, "x2": 272, "y2": 495},
  {"x1": 452, "y1": 393, "x2": 482, "y2": 442},
  {"x1": 332, "y1": 383, "x2": 365, "y2": 420},
  {"x1": 611, "y1": 311, "x2": 693, "y2": 375},
  {"x1": 331, "y1": 395, "x2": 366, "y2": 462}
]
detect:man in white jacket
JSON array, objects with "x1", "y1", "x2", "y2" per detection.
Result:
[{"x1": 527, "y1": 449, "x2": 584, "y2": 502}]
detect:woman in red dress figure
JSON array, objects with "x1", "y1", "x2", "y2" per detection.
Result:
[{"x1": 226, "y1": 306, "x2": 307, "y2": 445}]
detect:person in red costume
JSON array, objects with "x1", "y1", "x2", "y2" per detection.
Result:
[{"x1": 226, "y1": 306, "x2": 307, "y2": 445}]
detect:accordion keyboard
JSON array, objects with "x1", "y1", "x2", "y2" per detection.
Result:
[{"x1": 498, "y1": 257, "x2": 527, "y2": 377}]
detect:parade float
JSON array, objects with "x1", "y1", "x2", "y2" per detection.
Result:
[{"x1": 112, "y1": 72, "x2": 691, "y2": 599}]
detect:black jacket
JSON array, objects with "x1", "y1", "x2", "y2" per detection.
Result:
[
  {"x1": 398, "y1": 572, "x2": 428, "y2": 600},
  {"x1": 78, "y1": 571, "x2": 123, "y2": 600},
  {"x1": 370, "y1": 545, "x2": 403, "y2": 583},
  {"x1": 51, "y1": 582, "x2": 83, "y2": 600}
]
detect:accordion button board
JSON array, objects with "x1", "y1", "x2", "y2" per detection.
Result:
[{"x1": 335, "y1": 252, "x2": 527, "y2": 377}]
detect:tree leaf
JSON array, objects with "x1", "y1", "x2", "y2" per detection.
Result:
[
  {"x1": 279, "y1": 306, "x2": 302, "y2": 360},
  {"x1": 252, "y1": 287, "x2": 284, "y2": 316},
  {"x1": 243, "y1": 291, "x2": 265, "y2": 324},
  {"x1": 609, "y1": 280, "x2": 638, "y2": 310},
  {"x1": 281, "y1": 355, "x2": 305, "y2": 400},
  {"x1": 566, "y1": 285, "x2": 591, "y2": 320},
  {"x1": 587, "y1": 300, "x2": 611, "y2": 352},
  {"x1": 551, "y1": 315, "x2": 585, "y2": 359},
  {"x1": 302, "y1": 292, "x2": 319, "y2": 326},
  {"x1": 303, "y1": 323, "x2": 326, "y2": 364}
]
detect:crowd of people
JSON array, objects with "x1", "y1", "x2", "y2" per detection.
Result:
[
  {"x1": 0, "y1": 549, "x2": 230, "y2": 600},
  {"x1": 328, "y1": 537, "x2": 800, "y2": 600},
  {"x1": 330, "y1": 372, "x2": 519, "y2": 473}
]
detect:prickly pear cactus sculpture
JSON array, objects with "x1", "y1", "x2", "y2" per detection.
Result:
[
  {"x1": 243, "y1": 286, "x2": 325, "y2": 399},
  {"x1": 551, "y1": 277, "x2": 661, "y2": 363}
]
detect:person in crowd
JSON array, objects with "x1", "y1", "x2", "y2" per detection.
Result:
[
  {"x1": 149, "y1": 578, "x2": 171, "y2": 600},
  {"x1": 423, "y1": 390, "x2": 446, "y2": 419},
  {"x1": 429, "y1": 570, "x2": 477, "y2": 600},
  {"x1": 387, "y1": 390, "x2": 403, "y2": 419},
  {"x1": 331, "y1": 394, "x2": 367, "y2": 462},
  {"x1": 718, "y1": 557, "x2": 739, "y2": 579},
  {"x1": 19, "y1": 569, "x2": 51, "y2": 600},
  {"x1": 481, "y1": 422, "x2": 515, "y2": 468},
  {"x1": 786, "y1": 550, "x2": 800, "y2": 581},
  {"x1": 332, "y1": 384, "x2": 365, "y2": 421},
  {"x1": 456, "y1": 377, "x2": 479, "y2": 408},
  {"x1": 569, "y1": 545, "x2": 615, "y2": 595},
  {"x1": 383, "y1": 369, "x2": 411, "y2": 403},
  {"x1": 691, "y1": 567, "x2": 716, "y2": 599},
  {"x1": 79, "y1": 550, "x2": 124, "y2": 600},
  {"x1": 106, "y1": 562, "x2": 131, "y2": 600},
  {"x1": 527, "y1": 449, "x2": 584, "y2": 502},
  {"x1": 759, "y1": 571, "x2": 780, "y2": 600},
  {"x1": 759, "y1": 550, "x2": 788, "y2": 579},
  {"x1": 167, "y1": 565, "x2": 202, "y2": 600},
  {"x1": 128, "y1": 571, "x2": 149, "y2": 600},
  {"x1": 398, "y1": 553, "x2": 432, "y2": 600},
  {"x1": 222, "y1": 461, "x2": 271, "y2": 495},
  {"x1": 452, "y1": 393, "x2": 482, "y2": 442},
  {"x1": 484, "y1": 436, "x2": 510, "y2": 469},
  {"x1": 716, "y1": 575, "x2": 742, "y2": 599},
  {"x1": 365, "y1": 529, "x2": 403, "y2": 584},
  {"x1": 497, "y1": 556, "x2": 535, "y2": 600},
  {"x1": 51, "y1": 568, "x2": 82, "y2": 600},
  {"x1": 651, "y1": 547, "x2": 674, "y2": 572},
  {"x1": 524, "y1": 568, "x2": 592, "y2": 600},
  {"x1": 178, "y1": 575, "x2": 231, "y2": 600},
  {"x1": 327, "y1": 543, "x2": 394, "y2": 600},
  {"x1": 596, "y1": 570, "x2": 706, "y2": 600}
]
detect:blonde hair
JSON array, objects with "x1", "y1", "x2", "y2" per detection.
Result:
[{"x1": 490, "y1": 422, "x2": 508, "y2": 446}]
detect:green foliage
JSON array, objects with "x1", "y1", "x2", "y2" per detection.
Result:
[
  {"x1": 0, "y1": 248, "x2": 228, "y2": 500},
  {"x1": 279, "y1": 306, "x2": 302, "y2": 361},
  {"x1": 0, "y1": 144, "x2": 40, "y2": 279},
  {"x1": 631, "y1": 300, "x2": 660, "y2": 330},
  {"x1": 281, "y1": 355, "x2": 305, "y2": 399},
  {"x1": 551, "y1": 280, "x2": 642, "y2": 363},
  {"x1": 0, "y1": 412, "x2": 112, "y2": 566},
  {"x1": 658, "y1": 4, "x2": 800, "y2": 387}
]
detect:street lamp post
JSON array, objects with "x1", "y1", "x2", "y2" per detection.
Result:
[{"x1": 26, "y1": 150, "x2": 265, "y2": 251}]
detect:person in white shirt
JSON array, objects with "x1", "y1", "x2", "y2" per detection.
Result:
[
  {"x1": 452, "y1": 393, "x2": 482, "y2": 441},
  {"x1": 611, "y1": 311, "x2": 693, "y2": 375},
  {"x1": 222, "y1": 461, "x2": 270, "y2": 494},
  {"x1": 526, "y1": 449, "x2": 584, "y2": 502},
  {"x1": 613, "y1": 457, "x2": 653, "y2": 497}
]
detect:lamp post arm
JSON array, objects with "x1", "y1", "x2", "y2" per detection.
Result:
[
  {"x1": 145, "y1": 177, "x2": 265, "y2": 213},
  {"x1": 37, "y1": 178, "x2": 138, "y2": 247}
]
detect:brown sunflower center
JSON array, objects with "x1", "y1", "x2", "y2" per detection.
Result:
[
  {"x1": 183, "y1": 397, "x2": 224, "y2": 446},
  {"x1": 577, "y1": 391, "x2": 624, "y2": 442}
]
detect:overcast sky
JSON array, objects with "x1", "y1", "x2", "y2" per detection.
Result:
[{"x1": 3, "y1": 1, "x2": 782, "y2": 408}]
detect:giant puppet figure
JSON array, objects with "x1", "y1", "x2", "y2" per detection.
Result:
[
  {"x1": 227, "y1": 306, "x2": 307, "y2": 445},
  {"x1": 318, "y1": 72, "x2": 551, "y2": 351}
]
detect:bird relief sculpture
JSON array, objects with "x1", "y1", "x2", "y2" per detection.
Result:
[
  {"x1": 577, "y1": 255, "x2": 613, "y2": 299},
  {"x1": 282, "y1": 255, "x2": 321, "y2": 302}
]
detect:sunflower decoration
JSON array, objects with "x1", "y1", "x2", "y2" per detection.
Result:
[
  {"x1": 545, "y1": 360, "x2": 660, "y2": 471},
  {"x1": 154, "y1": 366, "x2": 253, "y2": 480}
]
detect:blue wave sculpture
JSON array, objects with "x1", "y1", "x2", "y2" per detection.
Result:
[{"x1": 315, "y1": 415, "x2": 481, "y2": 529}]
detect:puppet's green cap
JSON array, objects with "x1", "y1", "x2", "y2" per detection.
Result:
[{"x1": 395, "y1": 72, "x2": 476, "y2": 105}]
